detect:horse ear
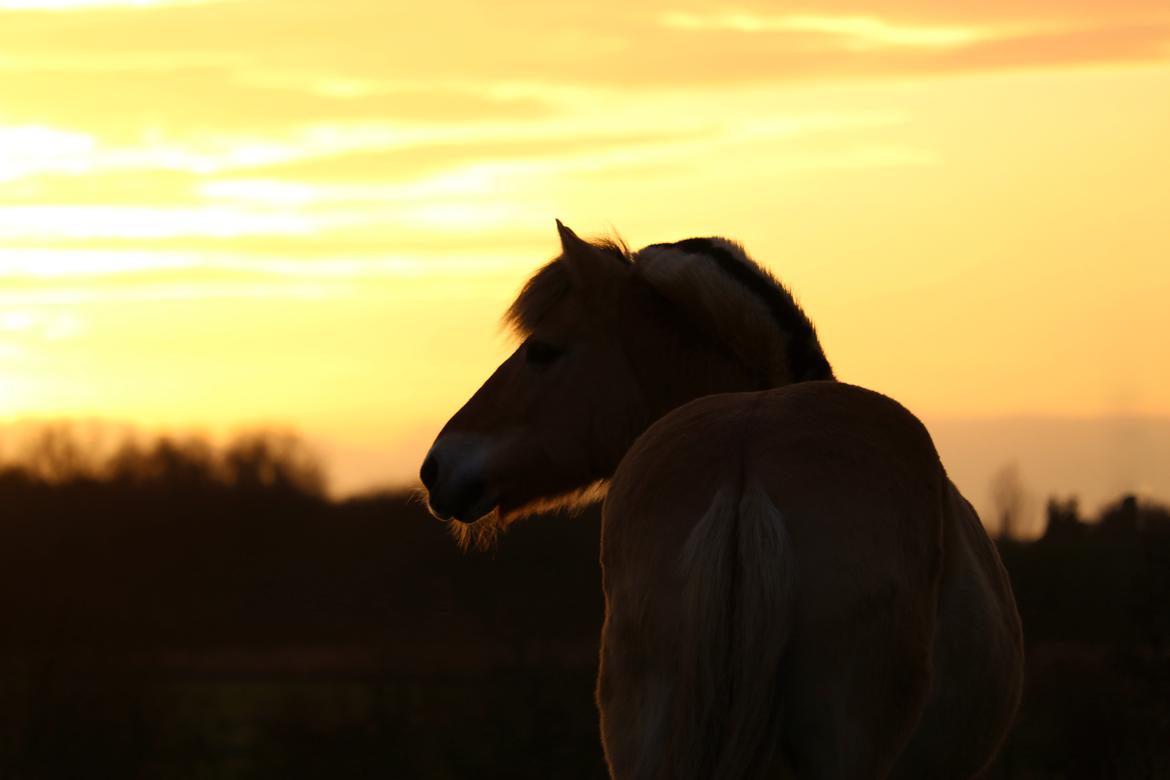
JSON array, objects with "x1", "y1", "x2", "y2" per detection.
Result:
[
  {"x1": 556, "y1": 219, "x2": 588, "y2": 255},
  {"x1": 555, "y1": 219, "x2": 626, "y2": 293}
]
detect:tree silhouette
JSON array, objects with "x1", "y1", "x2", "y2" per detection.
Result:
[{"x1": 990, "y1": 461, "x2": 1030, "y2": 539}]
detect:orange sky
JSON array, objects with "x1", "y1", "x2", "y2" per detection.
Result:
[{"x1": 1, "y1": 0, "x2": 1168, "y2": 513}]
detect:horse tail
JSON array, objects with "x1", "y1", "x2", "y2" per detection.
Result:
[{"x1": 676, "y1": 482, "x2": 795, "y2": 779}]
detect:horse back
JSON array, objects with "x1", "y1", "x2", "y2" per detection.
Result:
[{"x1": 604, "y1": 381, "x2": 947, "y2": 613}]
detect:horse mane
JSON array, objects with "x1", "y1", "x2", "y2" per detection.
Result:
[
  {"x1": 505, "y1": 234, "x2": 833, "y2": 386},
  {"x1": 504, "y1": 238, "x2": 630, "y2": 336},
  {"x1": 636, "y1": 237, "x2": 834, "y2": 384}
]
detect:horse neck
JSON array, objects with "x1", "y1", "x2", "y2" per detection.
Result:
[
  {"x1": 624, "y1": 332, "x2": 772, "y2": 446},
  {"x1": 609, "y1": 278, "x2": 833, "y2": 475}
]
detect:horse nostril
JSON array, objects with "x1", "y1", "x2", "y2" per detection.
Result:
[{"x1": 420, "y1": 454, "x2": 439, "y2": 491}]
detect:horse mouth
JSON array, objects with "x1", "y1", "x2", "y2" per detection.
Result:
[
  {"x1": 455, "y1": 501, "x2": 499, "y2": 525},
  {"x1": 426, "y1": 488, "x2": 499, "y2": 525}
]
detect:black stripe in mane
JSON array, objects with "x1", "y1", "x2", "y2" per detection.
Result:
[{"x1": 653, "y1": 238, "x2": 834, "y2": 383}]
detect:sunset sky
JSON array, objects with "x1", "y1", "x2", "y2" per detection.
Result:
[{"x1": 1, "y1": 0, "x2": 1168, "y2": 525}]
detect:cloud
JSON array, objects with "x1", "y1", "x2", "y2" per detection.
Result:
[
  {"x1": 930, "y1": 22, "x2": 1170, "y2": 71},
  {"x1": 0, "y1": 66, "x2": 557, "y2": 141},
  {"x1": 0, "y1": 0, "x2": 1165, "y2": 94},
  {"x1": 0, "y1": 204, "x2": 338, "y2": 240},
  {"x1": 629, "y1": 21, "x2": 1170, "y2": 87},
  {"x1": 0, "y1": 86, "x2": 919, "y2": 249},
  {"x1": 0, "y1": 126, "x2": 96, "y2": 181},
  {"x1": 0, "y1": 123, "x2": 711, "y2": 208},
  {"x1": 232, "y1": 130, "x2": 709, "y2": 184},
  {"x1": 0, "y1": 168, "x2": 201, "y2": 205},
  {"x1": 718, "y1": 0, "x2": 1170, "y2": 27},
  {"x1": 660, "y1": 12, "x2": 993, "y2": 49},
  {"x1": 0, "y1": 247, "x2": 509, "y2": 281}
]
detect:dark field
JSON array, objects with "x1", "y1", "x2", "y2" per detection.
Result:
[{"x1": 1, "y1": 433, "x2": 1168, "y2": 778}]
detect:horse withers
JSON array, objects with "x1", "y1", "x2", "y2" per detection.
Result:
[{"x1": 420, "y1": 222, "x2": 1024, "y2": 779}]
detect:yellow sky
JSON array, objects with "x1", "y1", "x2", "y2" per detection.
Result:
[{"x1": 1, "y1": 0, "x2": 1168, "y2": 499}]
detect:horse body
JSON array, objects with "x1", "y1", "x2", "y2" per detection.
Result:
[
  {"x1": 421, "y1": 223, "x2": 1024, "y2": 778},
  {"x1": 599, "y1": 383, "x2": 1023, "y2": 779}
]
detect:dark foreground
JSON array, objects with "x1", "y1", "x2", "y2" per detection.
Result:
[{"x1": 1, "y1": 437, "x2": 1167, "y2": 779}]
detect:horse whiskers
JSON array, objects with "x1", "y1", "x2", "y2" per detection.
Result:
[{"x1": 446, "y1": 506, "x2": 506, "y2": 551}]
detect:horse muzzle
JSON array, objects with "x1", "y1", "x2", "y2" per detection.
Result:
[{"x1": 420, "y1": 434, "x2": 500, "y2": 523}]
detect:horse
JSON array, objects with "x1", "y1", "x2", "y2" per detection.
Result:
[{"x1": 420, "y1": 221, "x2": 1024, "y2": 779}]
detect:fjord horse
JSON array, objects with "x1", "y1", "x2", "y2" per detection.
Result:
[{"x1": 421, "y1": 223, "x2": 1024, "y2": 779}]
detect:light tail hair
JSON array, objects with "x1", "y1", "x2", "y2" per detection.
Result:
[{"x1": 676, "y1": 483, "x2": 795, "y2": 779}]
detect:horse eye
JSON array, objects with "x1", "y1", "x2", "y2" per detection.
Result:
[{"x1": 525, "y1": 339, "x2": 564, "y2": 367}]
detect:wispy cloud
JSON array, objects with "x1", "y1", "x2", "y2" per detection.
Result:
[
  {"x1": 0, "y1": 0, "x2": 1165, "y2": 93},
  {"x1": 0, "y1": 205, "x2": 335, "y2": 240},
  {"x1": 660, "y1": 12, "x2": 994, "y2": 49},
  {"x1": 0, "y1": 66, "x2": 558, "y2": 142},
  {"x1": 0, "y1": 247, "x2": 530, "y2": 281},
  {"x1": 0, "y1": 82, "x2": 916, "y2": 247},
  {"x1": 0, "y1": 126, "x2": 96, "y2": 181},
  {"x1": 0, "y1": 309, "x2": 81, "y2": 342},
  {"x1": 0, "y1": 249, "x2": 195, "y2": 277}
]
